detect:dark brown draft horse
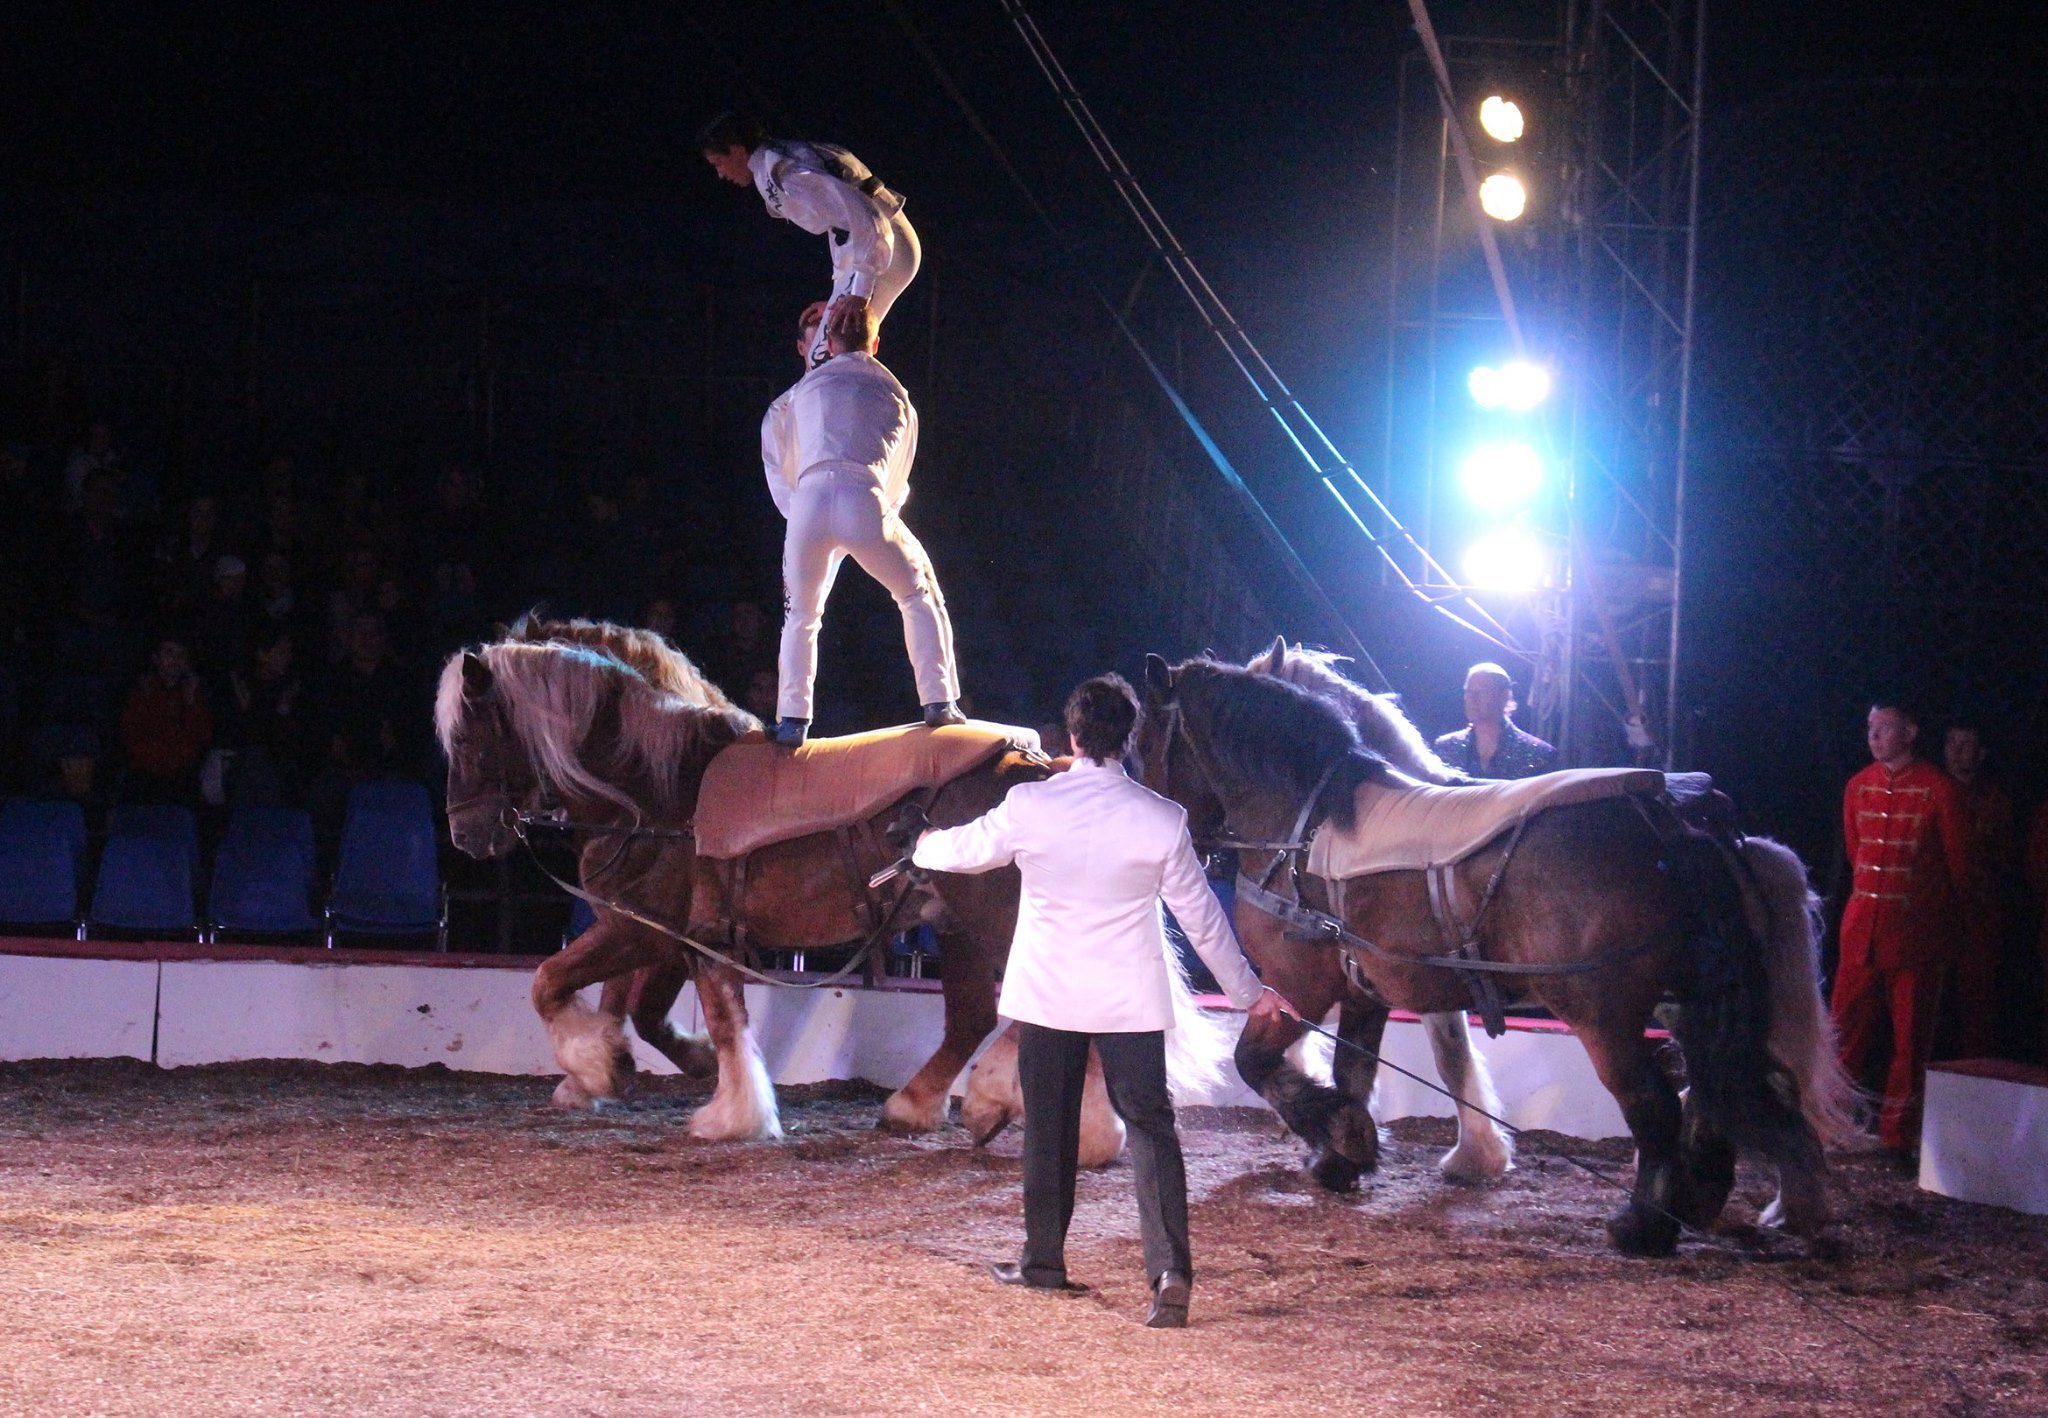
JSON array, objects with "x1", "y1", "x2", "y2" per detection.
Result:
[
  {"x1": 1137, "y1": 652, "x2": 1857, "y2": 1254},
  {"x1": 435, "y1": 624, "x2": 1045, "y2": 1139}
]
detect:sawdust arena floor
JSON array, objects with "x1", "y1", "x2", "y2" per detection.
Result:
[{"x1": 0, "y1": 1061, "x2": 2044, "y2": 1416}]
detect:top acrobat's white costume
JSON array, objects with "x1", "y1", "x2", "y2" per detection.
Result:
[
  {"x1": 749, "y1": 141, "x2": 922, "y2": 367},
  {"x1": 761, "y1": 350, "x2": 958, "y2": 724}
]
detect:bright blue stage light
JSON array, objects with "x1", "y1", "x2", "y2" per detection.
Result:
[
  {"x1": 1458, "y1": 441, "x2": 1543, "y2": 511},
  {"x1": 1467, "y1": 360, "x2": 1553, "y2": 411},
  {"x1": 1463, "y1": 528, "x2": 1548, "y2": 592}
]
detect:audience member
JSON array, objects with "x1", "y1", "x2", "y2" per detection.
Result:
[
  {"x1": 216, "y1": 627, "x2": 313, "y2": 806},
  {"x1": 119, "y1": 635, "x2": 214, "y2": 805},
  {"x1": 1432, "y1": 662, "x2": 1558, "y2": 780},
  {"x1": 1941, "y1": 719, "x2": 2014, "y2": 1058},
  {"x1": 155, "y1": 495, "x2": 225, "y2": 618},
  {"x1": 317, "y1": 614, "x2": 419, "y2": 779},
  {"x1": 60, "y1": 422, "x2": 120, "y2": 512},
  {"x1": 1833, "y1": 701, "x2": 1970, "y2": 1157},
  {"x1": 191, "y1": 556, "x2": 256, "y2": 676}
]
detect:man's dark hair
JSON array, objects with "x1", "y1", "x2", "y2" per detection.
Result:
[
  {"x1": 1065, "y1": 673, "x2": 1141, "y2": 761},
  {"x1": 696, "y1": 111, "x2": 768, "y2": 155},
  {"x1": 1868, "y1": 698, "x2": 1919, "y2": 726}
]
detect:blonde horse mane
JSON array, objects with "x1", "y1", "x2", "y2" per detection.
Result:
[
  {"x1": 1246, "y1": 639, "x2": 1463, "y2": 785},
  {"x1": 436, "y1": 626, "x2": 759, "y2": 820},
  {"x1": 504, "y1": 612, "x2": 743, "y2": 712}
]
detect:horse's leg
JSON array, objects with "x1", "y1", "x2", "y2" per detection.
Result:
[
  {"x1": 531, "y1": 917, "x2": 651, "y2": 1108},
  {"x1": 1326, "y1": 996, "x2": 1389, "y2": 1178},
  {"x1": 1235, "y1": 1003, "x2": 1378, "y2": 1192},
  {"x1": 625, "y1": 959, "x2": 718, "y2": 1079},
  {"x1": 1423, "y1": 1011, "x2": 1514, "y2": 1183},
  {"x1": 881, "y1": 923, "x2": 998, "y2": 1133},
  {"x1": 687, "y1": 958, "x2": 782, "y2": 1141},
  {"x1": 1673, "y1": 1091, "x2": 1738, "y2": 1230},
  {"x1": 1578, "y1": 1023, "x2": 1684, "y2": 1255}
]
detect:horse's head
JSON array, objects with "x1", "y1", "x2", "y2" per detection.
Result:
[
  {"x1": 1135, "y1": 652, "x2": 1227, "y2": 848},
  {"x1": 437, "y1": 650, "x2": 535, "y2": 860}
]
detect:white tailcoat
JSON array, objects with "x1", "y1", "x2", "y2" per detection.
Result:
[
  {"x1": 762, "y1": 352, "x2": 957, "y2": 720},
  {"x1": 912, "y1": 757, "x2": 1264, "y2": 1033}
]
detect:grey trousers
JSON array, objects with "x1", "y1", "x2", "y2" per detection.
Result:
[{"x1": 1016, "y1": 1022, "x2": 1191, "y2": 1286}]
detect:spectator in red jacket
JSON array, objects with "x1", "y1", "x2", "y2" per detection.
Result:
[
  {"x1": 1941, "y1": 720, "x2": 2015, "y2": 1059},
  {"x1": 119, "y1": 635, "x2": 214, "y2": 805}
]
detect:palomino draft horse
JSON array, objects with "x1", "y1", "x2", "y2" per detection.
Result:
[
  {"x1": 436, "y1": 620, "x2": 1080, "y2": 1141},
  {"x1": 1138, "y1": 651, "x2": 1856, "y2": 1254}
]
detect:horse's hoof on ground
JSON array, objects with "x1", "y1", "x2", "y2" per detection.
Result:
[
  {"x1": 1308, "y1": 1146, "x2": 1363, "y2": 1193},
  {"x1": 960, "y1": 1101, "x2": 1011, "y2": 1149},
  {"x1": 1327, "y1": 1106, "x2": 1381, "y2": 1172},
  {"x1": 551, "y1": 1076, "x2": 593, "y2": 1109},
  {"x1": 1605, "y1": 1205, "x2": 1679, "y2": 1257},
  {"x1": 877, "y1": 1092, "x2": 946, "y2": 1134},
  {"x1": 1758, "y1": 1188, "x2": 1830, "y2": 1236},
  {"x1": 1439, "y1": 1143, "x2": 1511, "y2": 1185}
]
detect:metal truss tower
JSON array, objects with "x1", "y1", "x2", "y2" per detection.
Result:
[{"x1": 1553, "y1": 0, "x2": 1707, "y2": 765}]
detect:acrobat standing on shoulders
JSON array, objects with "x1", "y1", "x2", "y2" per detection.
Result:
[
  {"x1": 701, "y1": 112, "x2": 921, "y2": 369},
  {"x1": 760, "y1": 299, "x2": 961, "y2": 748}
]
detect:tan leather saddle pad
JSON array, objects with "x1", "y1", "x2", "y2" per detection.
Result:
[
  {"x1": 694, "y1": 721, "x2": 1041, "y2": 861},
  {"x1": 1307, "y1": 767, "x2": 1665, "y2": 881}
]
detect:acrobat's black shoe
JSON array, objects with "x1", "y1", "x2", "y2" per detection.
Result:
[
  {"x1": 922, "y1": 702, "x2": 968, "y2": 728},
  {"x1": 768, "y1": 717, "x2": 809, "y2": 748}
]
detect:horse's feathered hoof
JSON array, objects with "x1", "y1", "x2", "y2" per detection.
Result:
[
  {"x1": 1308, "y1": 1146, "x2": 1363, "y2": 1193},
  {"x1": 1605, "y1": 1205, "x2": 1680, "y2": 1257}
]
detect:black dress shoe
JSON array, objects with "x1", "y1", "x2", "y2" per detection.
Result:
[
  {"x1": 1144, "y1": 1270, "x2": 1191, "y2": 1328},
  {"x1": 768, "y1": 717, "x2": 809, "y2": 748},
  {"x1": 922, "y1": 701, "x2": 968, "y2": 728},
  {"x1": 988, "y1": 1261, "x2": 1087, "y2": 1293}
]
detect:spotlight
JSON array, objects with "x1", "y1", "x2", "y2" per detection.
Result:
[
  {"x1": 1467, "y1": 360, "x2": 1552, "y2": 411},
  {"x1": 1463, "y1": 528, "x2": 1547, "y2": 592},
  {"x1": 1479, "y1": 96, "x2": 1525, "y2": 143},
  {"x1": 1459, "y1": 442, "x2": 1543, "y2": 511},
  {"x1": 1479, "y1": 173, "x2": 1527, "y2": 221}
]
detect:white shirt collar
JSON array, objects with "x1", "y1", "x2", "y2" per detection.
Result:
[{"x1": 1067, "y1": 756, "x2": 1127, "y2": 777}]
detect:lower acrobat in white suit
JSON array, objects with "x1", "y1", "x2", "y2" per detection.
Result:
[
  {"x1": 749, "y1": 141, "x2": 921, "y2": 367},
  {"x1": 762, "y1": 351, "x2": 958, "y2": 723}
]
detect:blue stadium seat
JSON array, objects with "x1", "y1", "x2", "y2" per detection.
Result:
[
  {"x1": 0, "y1": 798, "x2": 89, "y2": 929},
  {"x1": 564, "y1": 895, "x2": 597, "y2": 945},
  {"x1": 327, "y1": 779, "x2": 445, "y2": 946},
  {"x1": 88, "y1": 831, "x2": 197, "y2": 935},
  {"x1": 208, "y1": 807, "x2": 319, "y2": 937},
  {"x1": 108, "y1": 804, "x2": 200, "y2": 882}
]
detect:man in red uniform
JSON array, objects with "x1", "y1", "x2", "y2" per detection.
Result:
[
  {"x1": 1833, "y1": 702, "x2": 1971, "y2": 1155},
  {"x1": 1941, "y1": 720, "x2": 2014, "y2": 1059}
]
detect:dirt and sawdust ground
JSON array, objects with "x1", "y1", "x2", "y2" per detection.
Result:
[{"x1": 0, "y1": 1060, "x2": 2043, "y2": 1416}]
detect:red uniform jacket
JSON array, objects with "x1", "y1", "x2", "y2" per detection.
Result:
[{"x1": 1840, "y1": 759, "x2": 1969, "y2": 973}]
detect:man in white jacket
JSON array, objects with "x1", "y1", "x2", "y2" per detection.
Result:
[
  {"x1": 908, "y1": 674, "x2": 1297, "y2": 1327},
  {"x1": 701, "y1": 113, "x2": 921, "y2": 369},
  {"x1": 760, "y1": 300, "x2": 961, "y2": 746}
]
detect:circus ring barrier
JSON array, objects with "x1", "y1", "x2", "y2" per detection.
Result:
[{"x1": 0, "y1": 936, "x2": 1628, "y2": 1139}]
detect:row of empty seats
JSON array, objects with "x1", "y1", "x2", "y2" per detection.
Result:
[{"x1": 0, "y1": 781, "x2": 445, "y2": 946}]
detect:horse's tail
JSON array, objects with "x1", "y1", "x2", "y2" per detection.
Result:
[
  {"x1": 1736, "y1": 836, "x2": 1868, "y2": 1150},
  {"x1": 1164, "y1": 945, "x2": 1237, "y2": 1105},
  {"x1": 1666, "y1": 831, "x2": 1812, "y2": 1156}
]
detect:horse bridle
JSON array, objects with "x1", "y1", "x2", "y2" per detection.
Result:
[{"x1": 1159, "y1": 696, "x2": 1343, "y2": 866}]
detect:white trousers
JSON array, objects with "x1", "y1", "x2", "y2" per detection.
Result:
[
  {"x1": 807, "y1": 211, "x2": 922, "y2": 368},
  {"x1": 777, "y1": 465, "x2": 958, "y2": 721}
]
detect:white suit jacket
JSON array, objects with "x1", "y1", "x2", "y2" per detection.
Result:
[
  {"x1": 748, "y1": 142, "x2": 904, "y2": 297},
  {"x1": 760, "y1": 353, "x2": 917, "y2": 518},
  {"x1": 911, "y1": 757, "x2": 1264, "y2": 1033}
]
